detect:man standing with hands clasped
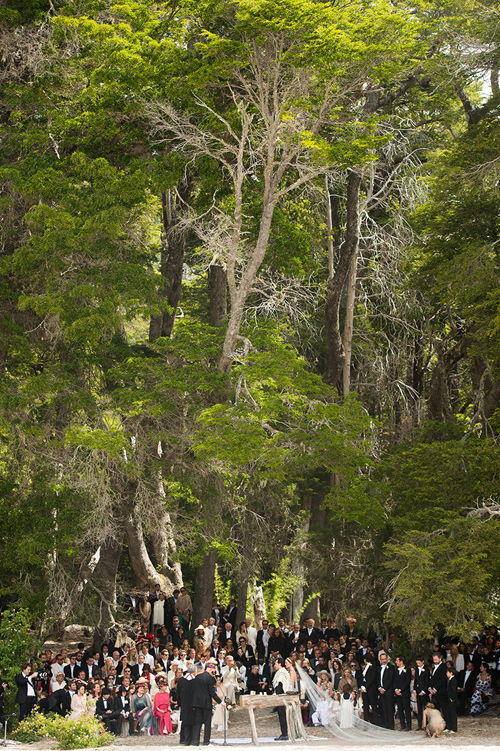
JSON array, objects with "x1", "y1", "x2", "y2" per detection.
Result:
[
  {"x1": 191, "y1": 659, "x2": 225, "y2": 746},
  {"x1": 393, "y1": 656, "x2": 412, "y2": 731},
  {"x1": 15, "y1": 663, "x2": 38, "y2": 721}
]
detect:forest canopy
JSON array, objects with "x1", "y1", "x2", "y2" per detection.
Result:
[{"x1": 0, "y1": 0, "x2": 499, "y2": 646}]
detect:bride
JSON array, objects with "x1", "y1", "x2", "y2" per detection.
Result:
[
  {"x1": 296, "y1": 663, "x2": 414, "y2": 744},
  {"x1": 337, "y1": 666, "x2": 358, "y2": 729}
]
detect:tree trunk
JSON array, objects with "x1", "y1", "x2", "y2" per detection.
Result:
[
  {"x1": 324, "y1": 169, "x2": 362, "y2": 389},
  {"x1": 209, "y1": 264, "x2": 227, "y2": 327},
  {"x1": 124, "y1": 509, "x2": 169, "y2": 590},
  {"x1": 427, "y1": 335, "x2": 474, "y2": 421},
  {"x1": 149, "y1": 176, "x2": 193, "y2": 342},
  {"x1": 236, "y1": 574, "x2": 249, "y2": 624},
  {"x1": 288, "y1": 493, "x2": 312, "y2": 623},
  {"x1": 91, "y1": 536, "x2": 124, "y2": 650},
  {"x1": 190, "y1": 550, "x2": 217, "y2": 634},
  {"x1": 150, "y1": 522, "x2": 183, "y2": 592},
  {"x1": 342, "y1": 249, "x2": 358, "y2": 395}
]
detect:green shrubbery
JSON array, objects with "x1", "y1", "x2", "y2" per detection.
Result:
[{"x1": 12, "y1": 711, "x2": 113, "y2": 749}]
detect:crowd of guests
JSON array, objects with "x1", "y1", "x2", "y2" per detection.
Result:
[{"x1": 10, "y1": 585, "x2": 500, "y2": 741}]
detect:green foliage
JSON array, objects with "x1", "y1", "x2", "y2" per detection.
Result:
[
  {"x1": 383, "y1": 515, "x2": 498, "y2": 641},
  {"x1": 261, "y1": 559, "x2": 302, "y2": 624},
  {"x1": 0, "y1": 609, "x2": 37, "y2": 688},
  {"x1": 214, "y1": 564, "x2": 232, "y2": 605},
  {"x1": 13, "y1": 711, "x2": 113, "y2": 749}
]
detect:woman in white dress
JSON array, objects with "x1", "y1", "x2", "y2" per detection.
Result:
[
  {"x1": 152, "y1": 593, "x2": 166, "y2": 632},
  {"x1": 337, "y1": 667, "x2": 358, "y2": 729},
  {"x1": 311, "y1": 670, "x2": 333, "y2": 726},
  {"x1": 70, "y1": 683, "x2": 88, "y2": 721},
  {"x1": 212, "y1": 678, "x2": 227, "y2": 732}
]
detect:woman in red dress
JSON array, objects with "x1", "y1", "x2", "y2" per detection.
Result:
[{"x1": 153, "y1": 678, "x2": 173, "y2": 735}]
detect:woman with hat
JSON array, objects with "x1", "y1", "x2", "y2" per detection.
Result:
[
  {"x1": 153, "y1": 677, "x2": 173, "y2": 735},
  {"x1": 131, "y1": 677, "x2": 156, "y2": 735}
]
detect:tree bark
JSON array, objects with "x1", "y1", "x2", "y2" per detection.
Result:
[
  {"x1": 149, "y1": 176, "x2": 193, "y2": 342},
  {"x1": 190, "y1": 550, "x2": 217, "y2": 634},
  {"x1": 209, "y1": 264, "x2": 227, "y2": 326},
  {"x1": 91, "y1": 536, "x2": 124, "y2": 650},
  {"x1": 324, "y1": 169, "x2": 362, "y2": 389},
  {"x1": 427, "y1": 335, "x2": 474, "y2": 421},
  {"x1": 342, "y1": 249, "x2": 358, "y2": 395},
  {"x1": 124, "y1": 509, "x2": 169, "y2": 590}
]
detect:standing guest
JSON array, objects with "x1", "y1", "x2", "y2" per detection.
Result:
[
  {"x1": 152, "y1": 593, "x2": 166, "y2": 633},
  {"x1": 191, "y1": 659, "x2": 224, "y2": 746},
  {"x1": 175, "y1": 587, "x2": 193, "y2": 630},
  {"x1": 360, "y1": 657, "x2": 377, "y2": 724},
  {"x1": 457, "y1": 660, "x2": 477, "y2": 715},
  {"x1": 393, "y1": 655, "x2": 412, "y2": 731},
  {"x1": 153, "y1": 677, "x2": 173, "y2": 735},
  {"x1": 272, "y1": 657, "x2": 290, "y2": 741},
  {"x1": 377, "y1": 653, "x2": 395, "y2": 729},
  {"x1": 224, "y1": 599, "x2": 237, "y2": 627},
  {"x1": 245, "y1": 618, "x2": 258, "y2": 651},
  {"x1": 15, "y1": 663, "x2": 38, "y2": 721},
  {"x1": 176, "y1": 663, "x2": 197, "y2": 746},
  {"x1": 445, "y1": 666, "x2": 458, "y2": 733},
  {"x1": 429, "y1": 652, "x2": 447, "y2": 712},
  {"x1": 414, "y1": 657, "x2": 429, "y2": 730},
  {"x1": 256, "y1": 619, "x2": 271, "y2": 660},
  {"x1": 139, "y1": 595, "x2": 152, "y2": 629}
]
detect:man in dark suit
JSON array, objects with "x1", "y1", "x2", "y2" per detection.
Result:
[
  {"x1": 191, "y1": 660, "x2": 224, "y2": 746},
  {"x1": 457, "y1": 660, "x2": 477, "y2": 715},
  {"x1": 256, "y1": 620, "x2": 270, "y2": 660},
  {"x1": 83, "y1": 656, "x2": 98, "y2": 681},
  {"x1": 377, "y1": 654, "x2": 395, "y2": 729},
  {"x1": 96, "y1": 687, "x2": 120, "y2": 734},
  {"x1": 220, "y1": 622, "x2": 235, "y2": 648},
  {"x1": 414, "y1": 657, "x2": 429, "y2": 730},
  {"x1": 445, "y1": 666, "x2": 458, "y2": 733},
  {"x1": 299, "y1": 618, "x2": 321, "y2": 646},
  {"x1": 15, "y1": 663, "x2": 38, "y2": 720},
  {"x1": 49, "y1": 680, "x2": 75, "y2": 716},
  {"x1": 177, "y1": 664, "x2": 197, "y2": 745},
  {"x1": 170, "y1": 616, "x2": 183, "y2": 648},
  {"x1": 63, "y1": 654, "x2": 79, "y2": 682},
  {"x1": 223, "y1": 599, "x2": 237, "y2": 627},
  {"x1": 115, "y1": 685, "x2": 134, "y2": 736},
  {"x1": 360, "y1": 657, "x2": 377, "y2": 723},
  {"x1": 393, "y1": 656, "x2": 412, "y2": 731},
  {"x1": 429, "y1": 653, "x2": 447, "y2": 712}
]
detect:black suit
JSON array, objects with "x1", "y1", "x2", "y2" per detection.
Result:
[
  {"x1": 15, "y1": 672, "x2": 37, "y2": 720},
  {"x1": 414, "y1": 665, "x2": 429, "y2": 729},
  {"x1": 223, "y1": 606, "x2": 237, "y2": 627},
  {"x1": 360, "y1": 664, "x2": 377, "y2": 723},
  {"x1": 191, "y1": 671, "x2": 222, "y2": 745},
  {"x1": 444, "y1": 675, "x2": 458, "y2": 732},
  {"x1": 429, "y1": 661, "x2": 447, "y2": 712},
  {"x1": 115, "y1": 695, "x2": 134, "y2": 735},
  {"x1": 48, "y1": 688, "x2": 72, "y2": 716},
  {"x1": 177, "y1": 675, "x2": 196, "y2": 745},
  {"x1": 256, "y1": 630, "x2": 270, "y2": 659},
  {"x1": 63, "y1": 664, "x2": 79, "y2": 681},
  {"x1": 299, "y1": 627, "x2": 321, "y2": 645},
  {"x1": 377, "y1": 663, "x2": 395, "y2": 728},
  {"x1": 220, "y1": 629, "x2": 235, "y2": 647},
  {"x1": 96, "y1": 696, "x2": 120, "y2": 733},
  {"x1": 393, "y1": 666, "x2": 412, "y2": 730},
  {"x1": 457, "y1": 668, "x2": 477, "y2": 714}
]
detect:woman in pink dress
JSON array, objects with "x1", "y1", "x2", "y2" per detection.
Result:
[{"x1": 153, "y1": 678, "x2": 172, "y2": 735}]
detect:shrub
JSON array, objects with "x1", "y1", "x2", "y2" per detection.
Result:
[{"x1": 13, "y1": 711, "x2": 114, "y2": 749}]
